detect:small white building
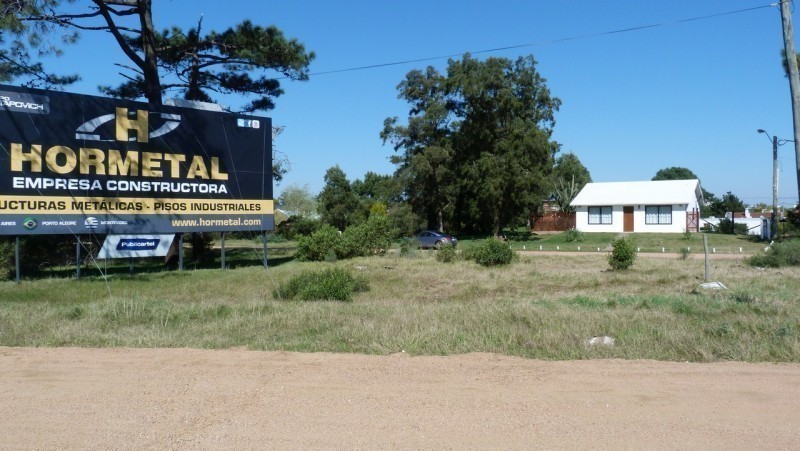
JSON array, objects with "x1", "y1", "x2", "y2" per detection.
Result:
[{"x1": 570, "y1": 179, "x2": 703, "y2": 233}]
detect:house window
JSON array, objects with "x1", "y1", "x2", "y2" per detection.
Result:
[
  {"x1": 588, "y1": 206, "x2": 612, "y2": 224},
  {"x1": 645, "y1": 205, "x2": 672, "y2": 225}
]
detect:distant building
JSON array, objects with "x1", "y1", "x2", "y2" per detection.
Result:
[{"x1": 570, "y1": 179, "x2": 703, "y2": 233}]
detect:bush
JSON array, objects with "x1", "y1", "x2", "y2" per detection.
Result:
[
  {"x1": 398, "y1": 237, "x2": 418, "y2": 258},
  {"x1": 436, "y1": 243, "x2": 457, "y2": 263},
  {"x1": 20, "y1": 235, "x2": 77, "y2": 271},
  {"x1": 608, "y1": 236, "x2": 637, "y2": 270},
  {"x1": 276, "y1": 216, "x2": 323, "y2": 240},
  {"x1": 337, "y1": 215, "x2": 397, "y2": 259},
  {"x1": 464, "y1": 238, "x2": 514, "y2": 266},
  {"x1": 295, "y1": 216, "x2": 397, "y2": 262},
  {"x1": 295, "y1": 225, "x2": 341, "y2": 261},
  {"x1": 563, "y1": 228, "x2": 585, "y2": 243},
  {"x1": 388, "y1": 203, "x2": 423, "y2": 238},
  {"x1": 748, "y1": 240, "x2": 800, "y2": 268},
  {"x1": 274, "y1": 268, "x2": 369, "y2": 301},
  {"x1": 717, "y1": 218, "x2": 748, "y2": 235},
  {"x1": 0, "y1": 239, "x2": 14, "y2": 280},
  {"x1": 187, "y1": 232, "x2": 214, "y2": 263},
  {"x1": 360, "y1": 214, "x2": 397, "y2": 255}
]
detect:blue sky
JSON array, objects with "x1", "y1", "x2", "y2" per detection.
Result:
[{"x1": 34, "y1": 0, "x2": 800, "y2": 207}]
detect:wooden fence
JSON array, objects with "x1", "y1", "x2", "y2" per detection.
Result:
[{"x1": 531, "y1": 212, "x2": 576, "y2": 232}]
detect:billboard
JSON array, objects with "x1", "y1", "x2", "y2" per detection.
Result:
[{"x1": 0, "y1": 84, "x2": 273, "y2": 235}]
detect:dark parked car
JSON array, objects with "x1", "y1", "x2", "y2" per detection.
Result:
[{"x1": 415, "y1": 230, "x2": 458, "y2": 249}]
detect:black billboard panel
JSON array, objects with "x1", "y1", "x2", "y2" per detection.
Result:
[{"x1": 0, "y1": 84, "x2": 273, "y2": 234}]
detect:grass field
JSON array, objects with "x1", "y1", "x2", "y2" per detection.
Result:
[{"x1": 1, "y1": 245, "x2": 798, "y2": 362}]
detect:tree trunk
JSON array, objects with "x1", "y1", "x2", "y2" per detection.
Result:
[
  {"x1": 137, "y1": 0, "x2": 162, "y2": 106},
  {"x1": 186, "y1": 15, "x2": 203, "y2": 101}
]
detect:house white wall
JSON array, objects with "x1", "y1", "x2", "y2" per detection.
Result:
[
  {"x1": 701, "y1": 217, "x2": 766, "y2": 237},
  {"x1": 575, "y1": 204, "x2": 693, "y2": 233},
  {"x1": 574, "y1": 205, "x2": 621, "y2": 233}
]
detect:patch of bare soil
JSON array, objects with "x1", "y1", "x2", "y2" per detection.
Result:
[{"x1": 1, "y1": 347, "x2": 798, "y2": 449}]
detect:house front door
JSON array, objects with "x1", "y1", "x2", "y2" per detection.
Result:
[{"x1": 623, "y1": 206, "x2": 634, "y2": 232}]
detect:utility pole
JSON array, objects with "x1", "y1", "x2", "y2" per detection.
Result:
[
  {"x1": 772, "y1": 135, "x2": 779, "y2": 239},
  {"x1": 779, "y1": 0, "x2": 800, "y2": 205}
]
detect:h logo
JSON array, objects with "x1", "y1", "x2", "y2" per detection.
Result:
[{"x1": 115, "y1": 107, "x2": 149, "y2": 143}]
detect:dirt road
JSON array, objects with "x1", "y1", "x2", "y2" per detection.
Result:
[{"x1": 1, "y1": 347, "x2": 797, "y2": 449}]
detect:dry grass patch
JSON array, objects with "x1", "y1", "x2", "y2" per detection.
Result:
[{"x1": 1, "y1": 251, "x2": 799, "y2": 361}]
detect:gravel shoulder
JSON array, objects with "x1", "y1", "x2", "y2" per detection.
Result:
[{"x1": 1, "y1": 347, "x2": 798, "y2": 449}]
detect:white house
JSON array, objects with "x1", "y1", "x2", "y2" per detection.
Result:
[{"x1": 570, "y1": 179, "x2": 703, "y2": 233}]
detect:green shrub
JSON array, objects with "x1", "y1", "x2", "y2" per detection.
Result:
[
  {"x1": 678, "y1": 247, "x2": 691, "y2": 261},
  {"x1": 337, "y1": 225, "x2": 367, "y2": 259},
  {"x1": 296, "y1": 217, "x2": 397, "y2": 261},
  {"x1": 717, "y1": 218, "x2": 748, "y2": 235},
  {"x1": 338, "y1": 215, "x2": 397, "y2": 259},
  {"x1": 18, "y1": 235, "x2": 77, "y2": 271},
  {"x1": 0, "y1": 239, "x2": 14, "y2": 280},
  {"x1": 274, "y1": 268, "x2": 369, "y2": 301},
  {"x1": 564, "y1": 228, "x2": 585, "y2": 243},
  {"x1": 388, "y1": 203, "x2": 423, "y2": 238},
  {"x1": 608, "y1": 236, "x2": 637, "y2": 270},
  {"x1": 187, "y1": 232, "x2": 215, "y2": 263},
  {"x1": 465, "y1": 238, "x2": 514, "y2": 266},
  {"x1": 748, "y1": 240, "x2": 800, "y2": 268},
  {"x1": 276, "y1": 216, "x2": 323, "y2": 240},
  {"x1": 295, "y1": 225, "x2": 342, "y2": 261},
  {"x1": 436, "y1": 243, "x2": 457, "y2": 263},
  {"x1": 399, "y1": 237, "x2": 418, "y2": 258}
]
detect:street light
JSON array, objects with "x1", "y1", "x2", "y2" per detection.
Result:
[{"x1": 757, "y1": 129, "x2": 794, "y2": 239}]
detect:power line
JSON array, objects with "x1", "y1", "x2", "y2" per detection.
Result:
[{"x1": 295, "y1": 3, "x2": 777, "y2": 79}]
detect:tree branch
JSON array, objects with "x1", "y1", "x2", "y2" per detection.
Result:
[
  {"x1": 91, "y1": 0, "x2": 145, "y2": 69},
  {"x1": 113, "y1": 62, "x2": 143, "y2": 75}
]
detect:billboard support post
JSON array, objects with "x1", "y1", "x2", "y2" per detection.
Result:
[
  {"x1": 178, "y1": 234, "x2": 184, "y2": 271},
  {"x1": 221, "y1": 232, "x2": 226, "y2": 270},
  {"x1": 76, "y1": 238, "x2": 81, "y2": 280},
  {"x1": 263, "y1": 232, "x2": 268, "y2": 269},
  {"x1": 15, "y1": 236, "x2": 20, "y2": 284}
]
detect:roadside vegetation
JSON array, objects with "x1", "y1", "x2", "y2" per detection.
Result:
[
  {"x1": 2, "y1": 249, "x2": 799, "y2": 362},
  {"x1": 484, "y1": 230, "x2": 767, "y2": 254}
]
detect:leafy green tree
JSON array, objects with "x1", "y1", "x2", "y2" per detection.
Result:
[
  {"x1": 0, "y1": 0, "x2": 79, "y2": 87},
  {"x1": 381, "y1": 66, "x2": 455, "y2": 232},
  {"x1": 383, "y1": 54, "x2": 560, "y2": 235},
  {"x1": 449, "y1": 55, "x2": 559, "y2": 235},
  {"x1": 318, "y1": 166, "x2": 360, "y2": 230},
  {"x1": 99, "y1": 19, "x2": 314, "y2": 112},
  {"x1": 387, "y1": 202, "x2": 422, "y2": 237},
  {"x1": 652, "y1": 166, "x2": 716, "y2": 211},
  {"x1": 352, "y1": 172, "x2": 404, "y2": 205},
  {"x1": 706, "y1": 191, "x2": 746, "y2": 217},
  {"x1": 553, "y1": 152, "x2": 591, "y2": 188},
  {"x1": 552, "y1": 152, "x2": 591, "y2": 212},
  {"x1": 3, "y1": 0, "x2": 313, "y2": 182},
  {"x1": 277, "y1": 184, "x2": 318, "y2": 219},
  {"x1": 652, "y1": 166, "x2": 699, "y2": 181},
  {"x1": 3, "y1": 1, "x2": 313, "y2": 261},
  {"x1": 4, "y1": 1, "x2": 313, "y2": 110}
]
